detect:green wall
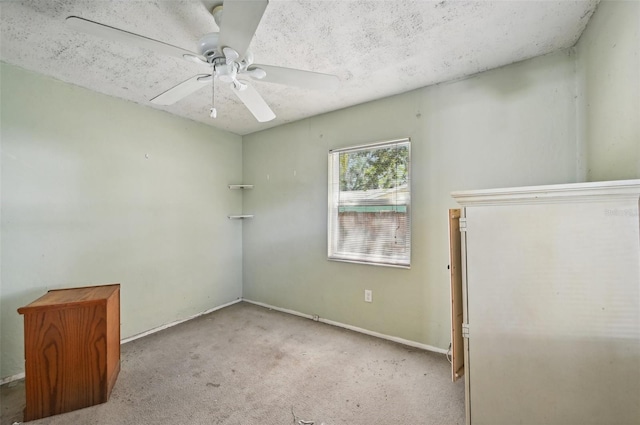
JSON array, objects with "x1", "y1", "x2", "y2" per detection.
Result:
[
  {"x1": 0, "y1": 63, "x2": 243, "y2": 379},
  {"x1": 576, "y1": 0, "x2": 640, "y2": 181},
  {"x1": 241, "y1": 1, "x2": 640, "y2": 352},
  {"x1": 2, "y1": 0, "x2": 638, "y2": 382},
  {"x1": 241, "y1": 50, "x2": 579, "y2": 350}
]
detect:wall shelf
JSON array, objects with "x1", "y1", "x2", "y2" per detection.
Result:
[{"x1": 228, "y1": 184, "x2": 254, "y2": 219}]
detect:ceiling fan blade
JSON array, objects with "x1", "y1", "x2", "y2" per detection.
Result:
[
  {"x1": 150, "y1": 74, "x2": 211, "y2": 105},
  {"x1": 249, "y1": 65, "x2": 340, "y2": 91},
  {"x1": 218, "y1": 0, "x2": 268, "y2": 60},
  {"x1": 66, "y1": 16, "x2": 205, "y2": 62},
  {"x1": 231, "y1": 81, "x2": 275, "y2": 122}
]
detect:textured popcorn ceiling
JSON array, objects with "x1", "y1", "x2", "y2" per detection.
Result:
[{"x1": 0, "y1": 0, "x2": 598, "y2": 135}]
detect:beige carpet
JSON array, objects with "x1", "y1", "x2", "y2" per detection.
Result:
[{"x1": 1, "y1": 302, "x2": 465, "y2": 425}]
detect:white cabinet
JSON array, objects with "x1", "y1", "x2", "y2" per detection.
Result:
[{"x1": 452, "y1": 180, "x2": 640, "y2": 425}]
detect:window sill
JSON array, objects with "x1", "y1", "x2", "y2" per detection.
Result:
[{"x1": 327, "y1": 257, "x2": 411, "y2": 269}]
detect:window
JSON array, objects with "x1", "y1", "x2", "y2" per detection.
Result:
[{"x1": 328, "y1": 139, "x2": 411, "y2": 267}]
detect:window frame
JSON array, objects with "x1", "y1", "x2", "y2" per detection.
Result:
[{"x1": 327, "y1": 138, "x2": 412, "y2": 268}]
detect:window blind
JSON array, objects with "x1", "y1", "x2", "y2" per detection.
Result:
[{"x1": 328, "y1": 139, "x2": 411, "y2": 267}]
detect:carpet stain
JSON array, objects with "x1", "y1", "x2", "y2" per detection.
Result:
[{"x1": 206, "y1": 382, "x2": 221, "y2": 388}]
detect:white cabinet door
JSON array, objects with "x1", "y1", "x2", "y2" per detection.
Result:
[{"x1": 463, "y1": 196, "x2": 640, "y2": 425}]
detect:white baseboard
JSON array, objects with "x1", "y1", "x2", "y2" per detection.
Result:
[
  {"x1": 121, "y1": 298, "x2": 243, "y2": 344},
  {"x1": 242, "y1": 298, "x2": 448, "y2": 355},
  {"x1": 1, "y1": 298, "x2": 243, "y2": 385},
  {"x1": 0, "y1": 372, "x2": 25, "y2": 386},
  {"x1": 1, "y1": 297, "x2": 445, "y2": 385}
]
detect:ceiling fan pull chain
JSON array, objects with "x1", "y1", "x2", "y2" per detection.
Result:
[{"x1": 210, "y1": 74, "x2": 217, "y2": 119}]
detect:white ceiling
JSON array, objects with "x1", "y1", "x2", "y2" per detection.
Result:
[{"x1": 0, "y1": 0, "x2": 599, "y2": 135}]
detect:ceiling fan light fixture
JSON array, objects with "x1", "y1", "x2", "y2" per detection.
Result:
[
  {"x1": 216, "y1": 62, "x2": 238, "y2": 83},
  {"x1": 222, "y1": 47, "x2": 239, "y2": 64}
]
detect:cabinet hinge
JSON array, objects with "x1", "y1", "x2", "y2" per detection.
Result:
[
  {"x1": 462, "y1": 323, "x2": 470, "y2": 338},
  {"x1": 459, "y1": 218, "x2": 467, "y2": 232}
]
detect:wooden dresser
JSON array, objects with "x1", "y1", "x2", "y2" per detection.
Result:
[{"x1": 17, "y1": 284, "x2": 121, "y2": 422}]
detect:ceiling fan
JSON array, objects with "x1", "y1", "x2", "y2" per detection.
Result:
[{"x1": 66, "y1": 0, "x2": 339, "y2": 122}]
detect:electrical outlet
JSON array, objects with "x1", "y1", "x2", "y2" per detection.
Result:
[{"x1": 364, "y1": 289, "x2": 373, "y2": 303}]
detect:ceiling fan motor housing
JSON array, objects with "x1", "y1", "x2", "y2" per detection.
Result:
[{"x1": 198, "y1": 32, "x2": 221, "y2": 61}]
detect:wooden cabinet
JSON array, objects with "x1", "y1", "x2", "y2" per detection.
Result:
[
  {"x1": 452, "y1": 180, "x2": 640, "y2": 425},
  {"x1": 18, "y1": 284, "x2": 121, "y2": 422}
]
